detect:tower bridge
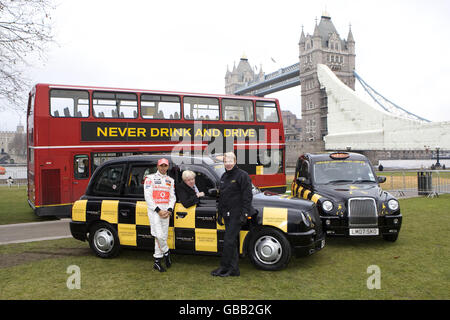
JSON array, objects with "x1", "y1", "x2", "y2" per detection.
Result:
[
  {"x1": 233, "y1": 62, "x2": 300, "y2": 96},
  {"x1": 225, "y1": 13, "x2": 450, "y2": 166}
]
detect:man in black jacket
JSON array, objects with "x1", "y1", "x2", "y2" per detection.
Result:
[
  {"x1": 211, "y1": 152, "x2": 253, "y2": 277},
  {"x1": 176, "y1": 170, "x2": 205, "y2": 208}
]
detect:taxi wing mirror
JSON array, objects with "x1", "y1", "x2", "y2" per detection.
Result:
[
  {"x1": 377, "y1": 176, "x2": 386, "y2": 184},
  {"x1": 296, "y1": 177, "x2": 310, "y2": 185},
  {"x1": 208, "y1": 188, "x2": 219, "y2": 197}
]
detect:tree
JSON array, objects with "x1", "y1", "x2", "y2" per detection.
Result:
[
  {"x1": 0, "y1": 0, "x2": 55, "y2": 112},
  {"x1": 8, "y1": 129, "x2": 26, "y2": 156}
]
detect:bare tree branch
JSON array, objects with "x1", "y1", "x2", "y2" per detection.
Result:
[{"x1": 0, "y1": 0, "x2": 55, "y2": 112}]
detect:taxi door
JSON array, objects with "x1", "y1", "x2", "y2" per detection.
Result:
[
  {"x1": 174, "y1": 165, "x2": 221, "y2": 254},
  {"x1": 122, "y1": 162, "x2": 159, "y2": 249}
]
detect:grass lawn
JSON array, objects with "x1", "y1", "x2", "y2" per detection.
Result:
[
  {"x1": 0, "y1": 186, "x2": 58, "y2": 225},
  {"x1": 0, "y1": 195, "x2": 449, "y2": 300}
]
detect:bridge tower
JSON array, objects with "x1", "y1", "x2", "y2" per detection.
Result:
[
  {"x1": 225, "y1": 54, "x2": 264, "y2": 95},
  {"x1": 299, "y1": 13, "x2": 355, "y2": 153}
]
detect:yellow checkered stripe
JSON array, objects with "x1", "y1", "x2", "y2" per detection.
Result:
[
  {"x1": 291, "y1": 182, "x2": 322, "y2": 204},
  {"x1": 72, "y1": 200, "x2": 252, "y2": 254}
]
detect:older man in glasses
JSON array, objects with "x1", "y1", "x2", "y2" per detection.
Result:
[{"x1": 176, "y1": 170, "x2": 206, "y2": 208}]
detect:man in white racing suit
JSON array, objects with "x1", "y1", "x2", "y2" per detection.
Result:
[{"x1": 144, "y1": 158, "x2": 176, "y2": 272}]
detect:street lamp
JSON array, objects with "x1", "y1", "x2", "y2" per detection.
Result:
[{"x1": 436, "y1": 146, "x2": 441, "y2": 168}]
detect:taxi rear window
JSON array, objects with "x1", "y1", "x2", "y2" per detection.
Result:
[
  {"x1": 93, "y1": 165, "x2": 125, "y2": 195},
  {"x1": 126, "y1": 165, "x2": 157, "y2": 196}
]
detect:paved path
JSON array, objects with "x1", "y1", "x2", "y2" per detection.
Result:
[{"x1": 0, "y1": 219, "x2": 72, "y2": 245}]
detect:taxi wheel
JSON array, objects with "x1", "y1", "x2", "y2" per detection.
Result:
[
  {"x1": 248, "y1": 227, "x2": 291, "y2": 271},
  {"x1": 88, "y1": 222, "x2": 121, "y2": 258}
]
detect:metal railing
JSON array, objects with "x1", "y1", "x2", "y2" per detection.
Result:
[
  {"x1": 285, "y1": 168, "x2": 450, "y2": 198},
  {"x1": 376, "y1": 170, "x2": 449, "y2": 198},
  {"x1": 0, "y1": 166, "x2": 27, "y2": 188}
]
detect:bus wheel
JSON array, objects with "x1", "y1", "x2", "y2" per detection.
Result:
[
  {"x1": 248, "y1": 227, "x2": 291, "y2": 271},
  {"x1": 88, "y1": 222, "x2": 120, "y2": 258}
]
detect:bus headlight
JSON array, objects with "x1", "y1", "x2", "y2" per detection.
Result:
[
  {"x1": 388, "y1": 199, "x2": 399, "y2": 211},
  {"x1": 322, "y1": 200, "x2": 333, "y2": 213}
]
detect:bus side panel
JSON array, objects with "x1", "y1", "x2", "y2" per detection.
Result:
[
  {"x1": 27, "y1": 170, "x2": 35, "y2": 207},
  {"x1": 41, "y1": 169, "x2": 61, "y2": 205},
  {"x1": 251, "y1": 173, "x2": 286, "y2": 194},
  {"x1": 27, "y1": 90, "x2": 36, "y2": 209}
]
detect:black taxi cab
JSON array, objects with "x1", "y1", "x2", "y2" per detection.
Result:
[
  {"x1": 70, "y1": 155, "x2": 325, "y2": 271},
  {"x1": 291, "y1": 152, "x2": 402, "y2": 242}
]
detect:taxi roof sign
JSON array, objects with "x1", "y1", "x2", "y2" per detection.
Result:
[{"x1": 330, "y1": 152, "x2": 350, "y2": 160}]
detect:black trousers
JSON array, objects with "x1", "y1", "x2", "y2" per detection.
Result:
[{"x1": 220, "y1": 215, "x2": 241, "y2": 272}]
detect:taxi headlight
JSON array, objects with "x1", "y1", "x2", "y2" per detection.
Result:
[
  {"x1": 322, "y1": 200, "x2": 333, "y2": 212},
  {"x1": 388, "y1": 199, "x2": 399, "y2": 211}
]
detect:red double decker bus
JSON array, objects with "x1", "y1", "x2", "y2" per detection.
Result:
[{"x1": 27, "y1": 83, "x2": 286, "y2": 216}]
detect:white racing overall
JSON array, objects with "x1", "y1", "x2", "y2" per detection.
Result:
[{"x1": 144, "y1": 171, "x2": 176, "y2": 258}]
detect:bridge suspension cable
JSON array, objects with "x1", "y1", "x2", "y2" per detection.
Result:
[
  {"x1": 353, "y1": 70, "x2": 430, "y2": 122},
  {"x1": 233, "y1": 61, "x2": 429, "y2": 123}
]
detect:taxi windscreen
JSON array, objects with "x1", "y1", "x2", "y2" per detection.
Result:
[{"x1": 313, "y1": 160, "x2": 376, "y2": 184}]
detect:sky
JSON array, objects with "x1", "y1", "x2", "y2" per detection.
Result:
[{"x1": 1, "y1": 0, "x2": 450, "y2": 131}]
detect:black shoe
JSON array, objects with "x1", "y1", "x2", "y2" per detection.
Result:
[
  {"x1": 219, "y1": 269, "x2": 240, "y2": 277},
  {"x1": 211, "y1": 267, "x2": 226, "y2": 276},
  {"x1": 163, "y1": 250, "x2": 172, "y2": 268},
  {"x1": 154, "y1": 258, "x2": 166, "y2": 272}
]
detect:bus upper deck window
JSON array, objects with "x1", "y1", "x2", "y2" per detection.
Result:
[
  {"x1": 183, "y1": 97, "x2": 219, "y2": 121},
  {"x1": 222, "y1": 99, "x2": 254, "y2": 122},
  {"x1": 141, "y1": 94, "x2": 181, "y2": 119},
  {"x1": 50, "y1": 90, "x2": 89, "y2": 118},
  {"x1": 93, "y1": 92, "x2": 137, "y2": 119},
  {"x1": 256, "y1": 101, "x2": 279, "y2": 122}
]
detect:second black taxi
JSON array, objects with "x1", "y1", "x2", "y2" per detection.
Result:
[
  {"x1": 291, "y1": 152, "x2": 402, "y2": 241},
  {"x1": 70, "y1": 155, "x2": 325, "y2": 271}
]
